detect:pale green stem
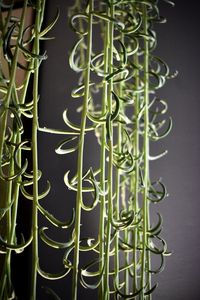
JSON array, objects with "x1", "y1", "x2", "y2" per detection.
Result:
[
  {"x1": 72, "y1": 1, "x2": 93, "y2": 299},
  {"x1": 114, "y1": 29, "x2": 125, "y2": 290},
  {"x1": 104, "y1": 3, "x2": 114, "y2": 299},
  {"x1": 30, "y1": 1, "x2": 46, "y2": 299},
  {"x1": 0, "y1": 135, "x2": 16, "y2": 298},
  {"x1": 121, "y1": 177, "x2": 127, "y2": 290},
  {"x1": 140, "y1": 5, "x2": 150, "y2": 299},
  {"x1": 0, "y1": 0, "x2": 28, "y2": 185},
  {"x1": 5, "y1": 134, "x2": 17, "y2": 293},
  {"x1": 114, "y1": 115, "x2": 121, "y2": 290},
  {"x1": 98, "y1": 11, "x2": 109, "y2": 300},
  {"x1": 132, "y1": 53, "x2": 140, "y2": 294},
  {"x1": 0, "y1": 2, "x2": 28, "y2": 297},
  {"x1": 121, "y1": 176, "x2": 129, "y2": 294}
]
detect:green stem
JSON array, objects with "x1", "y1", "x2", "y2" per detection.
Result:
[
  {"x1": 0, "y1": 2, "x2": 28, "y2": 297},
  {"x1": 132, "y1": 53, "x2": 140, "y2": 294},
  {"x1": 120, "y1": 177, "x2": 128, "y2": 294},
  {"x1": 104, "y1": 2, "x2": 114, "y2": 299},
  {"x1": 140, "y1": 5, "x2": 150, "y2": 299},
  {"x1": 0, "y1": 137, "x2": 16, "y2": 298},
  {"x1": 0, "y1": 0, "x2": 28, "y2": 184},
  {"x1": 98, "y1": 10, "x2": 109, "y2": 300},
  {"x1": 30, "y1": 1, "x2": 46, "y2": 299},
  {"x1": 72, "y1": 1, "x2": 93, "y2": 299},
  {"x1": 114, "y1": 106, "x2": 121, "y2": 290}
]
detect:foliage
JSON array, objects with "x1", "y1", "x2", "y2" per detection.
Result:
[{"x1": 0, "y1": 0, "x2": 175, "y2": 299}]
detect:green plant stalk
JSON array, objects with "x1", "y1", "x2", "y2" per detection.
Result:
[
  {"x1": 119, "y1": 31, "x2": 130, "y2": 295},
  {"x1": 0, "y1": 146, "x2": 15, "y2": 298},
  {"x1": 72, "y1": 1, "x2": 93, "y2": 299},
  {"x1": 0, "y1": 83, "x2": 21, "y2": 297},
  {"x1": 98, "y1": 12, "x2": 109, "y2": 300},
  {"x1": 0, "y1": 2, "x2": 28, "y2": 297},
  {"x1": 114, "y1": 100, "x2": 121, "y2": 290},
  {"x1": 0, "y1": 0, "x2": 28, "y2": 186},
  {"x1": 114, "y1": 29, "x2": 125, "y2": 290},
  {"x1": 9, "y1": 138, "x2": 21, "y2": 245},
  {"x1": 20, "y1": 1, "x2": 46, "y2": 107},
  {"x1": 2, "y1": 2, "x2": 46, "y2": 296},
  {"x1": 104, "y1": 3, "x2": 114, "y2": 299},
  {"x1": 125, "y1": 229, "x2": 130, "y2": 294},
  {"x1": 140, "y1": 5, "x2": 150, "y2": 298},
  {"x1": 132, "y1": 53, "x2": 140, "y2": 294},
  {"x1": 4, "y1": 134, "x2": 17, "y2": 295},
  {"x1": 77, "y1": 0, "x2": 85, "y2": 69},
  {"x1": 30, "y1": 1, "x2": 46, "y2": 298},
  {"x1": 121, "y1": 176, "x2": 127, "y2": 290}
]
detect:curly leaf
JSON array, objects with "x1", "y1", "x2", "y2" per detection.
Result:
[
  {"x1": 106, "y1": 67, "x2": 129, "y2": 83},
  {"x1": 149, "y1": 254, "x2": 165, "y2": 274},
  {"x1": 38, "y1": 203, "x2": 75, "y2": 229},
  {"x1": 147, "y1": 236, "x2": 167, "y2": 255},
  {"x1": 148, "y1": 213, "x2": 163, "y2": 236},
  {"x1": 144, "y1": 283, "x2": 158, "y2": 296},
  {"x1": 111, "y1": 91, "x2": 120, "y2": 121},
  {"x1": 20, "y1": 180, "x2": 51, "y2": 200},
  {"x1": 0, "y1": 198, "x2": 14, "y2": 220},
  {"x1": 148, "y1": 180, "x2": 167, "y2": 203},
  {"x1": 70, "y1": 13, "x2": 89, "y2": 35},
  {"x1": 39, "y1": 227, "x2": 74, "y2": 249},
  {"x1": 39, "y1": 8, "x2": 60, "y2": 38},
  {"x1": 115, "y1": 284, "x2": 143, "y2": 299},
  {"x1": 71, "y1": 82, "x2": 95, "y2": 98},
  {"x1": 64, "y1": 170, "x2": 99, "y2": 193},
  {"x1": 81, "y1": 178, "x2": 99, "y2": 211},
  {"x1": 3, "y1": 23, "x2": 16, "y2": 62},
  {"x1": 150, "y1": 117, "x2": 172, "y2": 141},
  {"x1": 111, "y1": 210, "x2": 134, "y2": 230},
  {"x1": 80, "y1": 258, "x2": 104, "y2": 289},
  {"x1": 91, "y1": 12, "x2": 125, "y2": 29},
  {"x1": 9, "y1": 107, "x2": 24, "y2": 133},
  {"x1": 0, "y1": 233, "x2": 32, "y2": 253},
  {"x1": 55, "y1": 136, "x2": 78, "y2": 155},
  {"x1": 79, "y1": 238, "x2": 99, "y2": 252},
  {"x1": 63, "y1": 108, "x2": 96, "y2": 132},
  {"x1": 69, "y1": 37, "x2": 87, "y2": 73},
  {"x1": 149, "y1": 149, "x2": 168, "y2": 161},
  {"x1": 0, "y1": 159, "x2": 28, "y2": 181},
  {"x1": 37, "y1": 262, "x2": 70, "y2": 280}
]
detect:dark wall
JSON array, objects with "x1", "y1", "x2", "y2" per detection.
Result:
[{"x1": 35, "y1": 1, "x2": 200, "y2": 299}]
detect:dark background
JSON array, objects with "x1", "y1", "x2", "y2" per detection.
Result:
[{"x1": 13, "y1": 1, "x2": 200, "y2": 299}]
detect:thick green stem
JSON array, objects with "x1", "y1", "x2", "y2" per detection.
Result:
[
  {"x1": 104, "y1": 3, "x2": 114, "y2": 299},
  {"x1": 30, "y1": 1, "x2": 46, "y2": 299},
  {"x1": 0, "y1": 0, "x2": 28, "y2": 182},
  {"x1": 98, "y1": 11, "x2": 109, "y2": 300},
  {"x1": 132, "y1": 53, "x2": 140, "y2": 294},
  {"x1": 114, "y1": 105, "x2": 121, "y2": 290},
  {"x1": 72, "y1": 1, "x2": 93, "y2": 299},
  {"x1": 140, "y1": 5, "x2": 150, "y2": 299},
  {"x1": 0, "y1": 2, "x2": 28, "y2": 297}
]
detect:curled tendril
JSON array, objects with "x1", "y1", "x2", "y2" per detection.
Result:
[{"x1": 51, "y1": 0, "x2": 175, "y2": 297}]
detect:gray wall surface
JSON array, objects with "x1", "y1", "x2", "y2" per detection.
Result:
[{"x1": 31, "y1": 1, "x2": 200, "y2": 299}]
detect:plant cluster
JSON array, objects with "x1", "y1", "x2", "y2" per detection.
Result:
[
  {"x1": 0, "y1": 0, "x2": 60, "y2": 298},
  {"x1": 0, "y1": 0, "x2": 175, "y2": 299}
]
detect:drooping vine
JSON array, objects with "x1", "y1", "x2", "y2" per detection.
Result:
[
  {"x1": 0, "y1": 0, "x2": 175, "y2": 299},
  {"x1": 0, "y1": 1, "x2": 71, "y2": 298},
  {"x1": 62, "y1": 0, "x2": 175, "y2": 299}
]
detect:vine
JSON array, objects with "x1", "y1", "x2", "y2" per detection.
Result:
[{"x1": 0, "y1": 0, "x2": 175, "y2": 299}]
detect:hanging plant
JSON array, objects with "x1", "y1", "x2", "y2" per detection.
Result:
[{"x1": 0, "y1": 0, "x2": 176, "y2": 299}]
